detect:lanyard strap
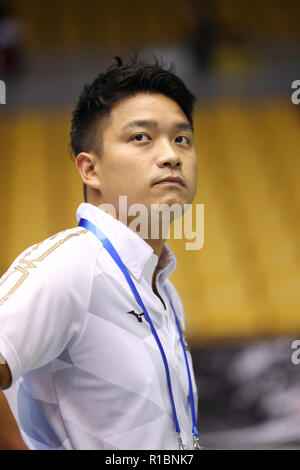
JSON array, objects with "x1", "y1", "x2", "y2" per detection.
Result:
[
  {"x1": 78, "y1": 217, "x2": 201, "y2": 449},
  {"x1": 163, "y1": 287, "x2": 199, "y2": 437}
]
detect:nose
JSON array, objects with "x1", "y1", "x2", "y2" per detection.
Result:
[{"x1": 155, "y1": 141, "x2": 182, "y2": 169}]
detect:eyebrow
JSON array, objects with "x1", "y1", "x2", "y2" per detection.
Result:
[{"x1": 122, "y1": 119, "x2": 193, "y2": 133}]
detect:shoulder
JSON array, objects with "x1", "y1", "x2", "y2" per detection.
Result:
[
  {"x1": 6, "y1": 226, "x2": 101, "y2": 272},
  {"x1": 0, "y1": 227, "x2": 103, "y2": 305}
]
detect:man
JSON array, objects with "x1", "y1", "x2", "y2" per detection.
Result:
[{"x1": 0, "y1": 56, "x2": 200, "y2": 450}]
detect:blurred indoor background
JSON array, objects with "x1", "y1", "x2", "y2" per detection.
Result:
[{"x1": 0, "y1": 0, "x2": 300, "y2": 449}]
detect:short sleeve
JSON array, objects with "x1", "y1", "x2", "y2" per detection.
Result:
[{"x1": 0, "y1": 228, "x2": 100, "y2": 387}]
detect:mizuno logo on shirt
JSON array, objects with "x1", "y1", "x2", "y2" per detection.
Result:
[{"x1": 127, "y1": 310, "x2": 145, "y2": 323}]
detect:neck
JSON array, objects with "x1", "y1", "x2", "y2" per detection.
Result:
[
  {"x1": 144, "y1": 238, "x2": 165, "y2": 258},
  {"x1": 96, "y1": 203, "x2": 167, "y2": 259},
  {"x1": 93, "y1": 202, "x2": 166, "y2": 297}
]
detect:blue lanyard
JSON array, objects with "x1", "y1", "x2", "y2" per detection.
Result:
[{"x1": 78, "y1": 218, "x2": 202, "y2": 450}]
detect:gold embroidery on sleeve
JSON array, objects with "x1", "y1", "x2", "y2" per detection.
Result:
[{"x1": 0, "y1": 229, "x2": 88, "y2": 306}]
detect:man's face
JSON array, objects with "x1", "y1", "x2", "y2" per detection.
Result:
[{"x1": 92, "y1": 92, "x2": 198, "y2": 217}]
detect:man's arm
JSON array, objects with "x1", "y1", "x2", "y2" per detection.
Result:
[{"x1": 0, "y1": 364, "x2": 29, "y2": 450}]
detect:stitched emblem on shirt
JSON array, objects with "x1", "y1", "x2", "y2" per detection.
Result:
[{"x1": 127, "y1": 310, "x2": 145, "y2": 323}]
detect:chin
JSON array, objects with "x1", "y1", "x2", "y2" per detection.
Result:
[
  {"x1": 161, "y1": 195, "x2": 187, "y2": 208},
  {"x1": 149, "y1": 197, "x2": 187, "y2": 219}
]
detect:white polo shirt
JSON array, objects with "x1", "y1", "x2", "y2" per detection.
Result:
[{"x1": 0, "y1": 202, "x2": 198, "y2": 450}]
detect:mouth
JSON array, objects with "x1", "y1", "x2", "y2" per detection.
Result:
[{"x1": 153, "y1": 176, "x2": 186, "y2": 187}]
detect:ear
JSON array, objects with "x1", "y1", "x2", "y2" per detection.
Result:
[{"x1": 75, "y1": 152, "x2": 101, "y2": 191}]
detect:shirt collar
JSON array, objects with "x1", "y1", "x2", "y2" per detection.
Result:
[{"x1": 76, "y1": 203, "x2": 177, "y2": 284}]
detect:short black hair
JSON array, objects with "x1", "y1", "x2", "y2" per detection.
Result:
[{"x1": 70, "y1": 55, "x2": 197, "y2": 202}]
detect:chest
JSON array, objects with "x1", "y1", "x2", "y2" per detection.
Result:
[{"x1": 67, "y1": 273, "x2": 191, "y2": 406}]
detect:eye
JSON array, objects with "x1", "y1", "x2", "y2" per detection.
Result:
[
  {"x1": 131, "y1": 133, "x2": 151, "y2": 142},
  {"x1": 175, "y1": 135, "x2": 190, "y2": 145}
]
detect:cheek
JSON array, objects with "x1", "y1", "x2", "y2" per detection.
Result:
[
  {"x1": 104, "y1": 160, "x2": 148, "y2": 198},
  {"x1": 101, "y1": 156, "x2": 133, "y2": 187},
  {"x1": 187, "y1": 160, "x2": 198, "y2": 199},
  {"x1": 189, "y1": 157, "x2": 198, "y2": 182},
  {"x1": 107, "y1": 147, "x2": 142, "y2": 175}
]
